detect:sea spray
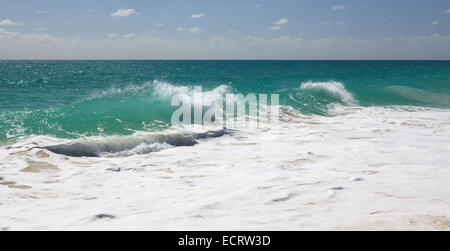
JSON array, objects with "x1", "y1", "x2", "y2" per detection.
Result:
[{"x1": 300, "y1": 81, "x2": 356, "y2": 104}]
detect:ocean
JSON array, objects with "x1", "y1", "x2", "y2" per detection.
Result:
[
  {"x1": 1, "y1": 60, "x2": 450, "y2": 230},
  {"x1": 2, "y1": 60, "x2": 450, "y2": 144}
]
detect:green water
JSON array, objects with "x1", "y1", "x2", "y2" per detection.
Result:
[{"x1": 1, "y1": 60, "x2": 449, "y2": 143}]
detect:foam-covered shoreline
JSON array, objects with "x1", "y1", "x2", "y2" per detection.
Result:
[{"x1": 1, "y1": 105, "x2": 450, "y2": 230}]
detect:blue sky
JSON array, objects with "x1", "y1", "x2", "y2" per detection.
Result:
[{"x1": 1, "y1": 0, "x2": 450, "y2": 59}]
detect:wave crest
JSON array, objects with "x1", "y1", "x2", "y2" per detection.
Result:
[
  {"x1": 300, "y1": 81, "x2": 356, "y2": 104},
  {"x1": 83, "y1": 80, "x2": 231, "y2": 103},
  {"x1": 152, "y1": 81, "x2": 230, "y2": 106}
]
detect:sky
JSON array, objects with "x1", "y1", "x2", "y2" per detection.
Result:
[{"x1": 0, "y1": 0, "x2": 450, "y2": 59}]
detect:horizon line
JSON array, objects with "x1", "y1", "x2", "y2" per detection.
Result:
[{"x1": 1, "y1": 59, "x2": 450, "y2": 61}]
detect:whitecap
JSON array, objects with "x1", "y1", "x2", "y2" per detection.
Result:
[{"x1": 300, "y1": 81, "x2": 356, "y2": 104}]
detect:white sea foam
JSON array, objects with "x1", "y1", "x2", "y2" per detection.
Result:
[
  {"x1": 82, "y1": 80, "x2": 230, "y2": 103},
  {"x1": 83, "y1": 80, "x2": 232, "y2": 109},
  {"x1": 152, "y1": 80, "x2": 230, "y2": 106},
  {"x1": 1, "y1": 106, "x2": 450, "y2": 230},
  {"x1": 300, "y1": 81, "x2": 356, "y2": 104},
  {"x1": 83, "y1": 82, "x2": 154, "y2": 101},
  {"x1": 101, "y1": 142, "x2": 173, "y2": 157},
  {"x1": 151, "y1": 81, "x2": 192, "y2": 99}
]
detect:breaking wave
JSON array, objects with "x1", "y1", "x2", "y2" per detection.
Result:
[
  {"x1": 0, "y1": 81, "x2": 233, "y2": 142},
  {"x1": 300, "y1": 81, "x2": 356, "y2": 104},
  {"x1": 84, "y1": 80, "x2": 231, "y2": 105}
]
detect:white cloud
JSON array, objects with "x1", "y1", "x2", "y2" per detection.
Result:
[
  {"x1": 269, "y1": 18, "x2": 288, "y2": 31},
  {"x1": 431, "y1": 21, "x2": 440, "y2": 25},
  {"x1": 37, "y1": 10, "x2": 48, "y2": 14},
  {"x1": 253, "y1": 4, "x2": 262, "y2": 8},
  {"x1": 107, "y1": 33, "x2": 118, "y2": 38},
  {"x1": 269, "y1": 26, "x2": 282, "y2": 31},
  {"x1": 189, "y1": 27, "x2": 203, "y2": 33},
  {"x1": 332, "y1": 5, "x2": 345, "y2": 11},
  {"x1": 1, "y1": 27, "x2": 450, "y2": 60},
  {"x1": 110, "y1": 9, "x2": 139, "y2": 17},
  {"x1": 157, "y1": 23, "x2": 164, "y2": 27},
  {"x1": 177, "y1": 27, "x2": 203, "y2": 34},
  {"x1": 275, "y1": 18, "x2": 289, "y2": 25},
  {"x1": 0, "y1": 19, "x2": 23, "y2": 26},
  {"x1": 191, "y1": 13, "x2": 205, "y2": 19},
  {"x1": 124, "y1": 33, "x2": 136, "y2": 39},
  {"x1": 0, "y1": 28, "x2": 20, "y2": 39},
  {"x1": 35, "y1": 28, "x2": 47, "y2": 32},
  {"x1": 0, "y1": 28, "x2": 57, "y2": 43},
  {"x1": 445, "y1": 9, "x2": 450, "y2": 13}
]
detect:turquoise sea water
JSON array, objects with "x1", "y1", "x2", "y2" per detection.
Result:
[{"x1": 1, "y1": 60, "x2": 449, "y2": 144}]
